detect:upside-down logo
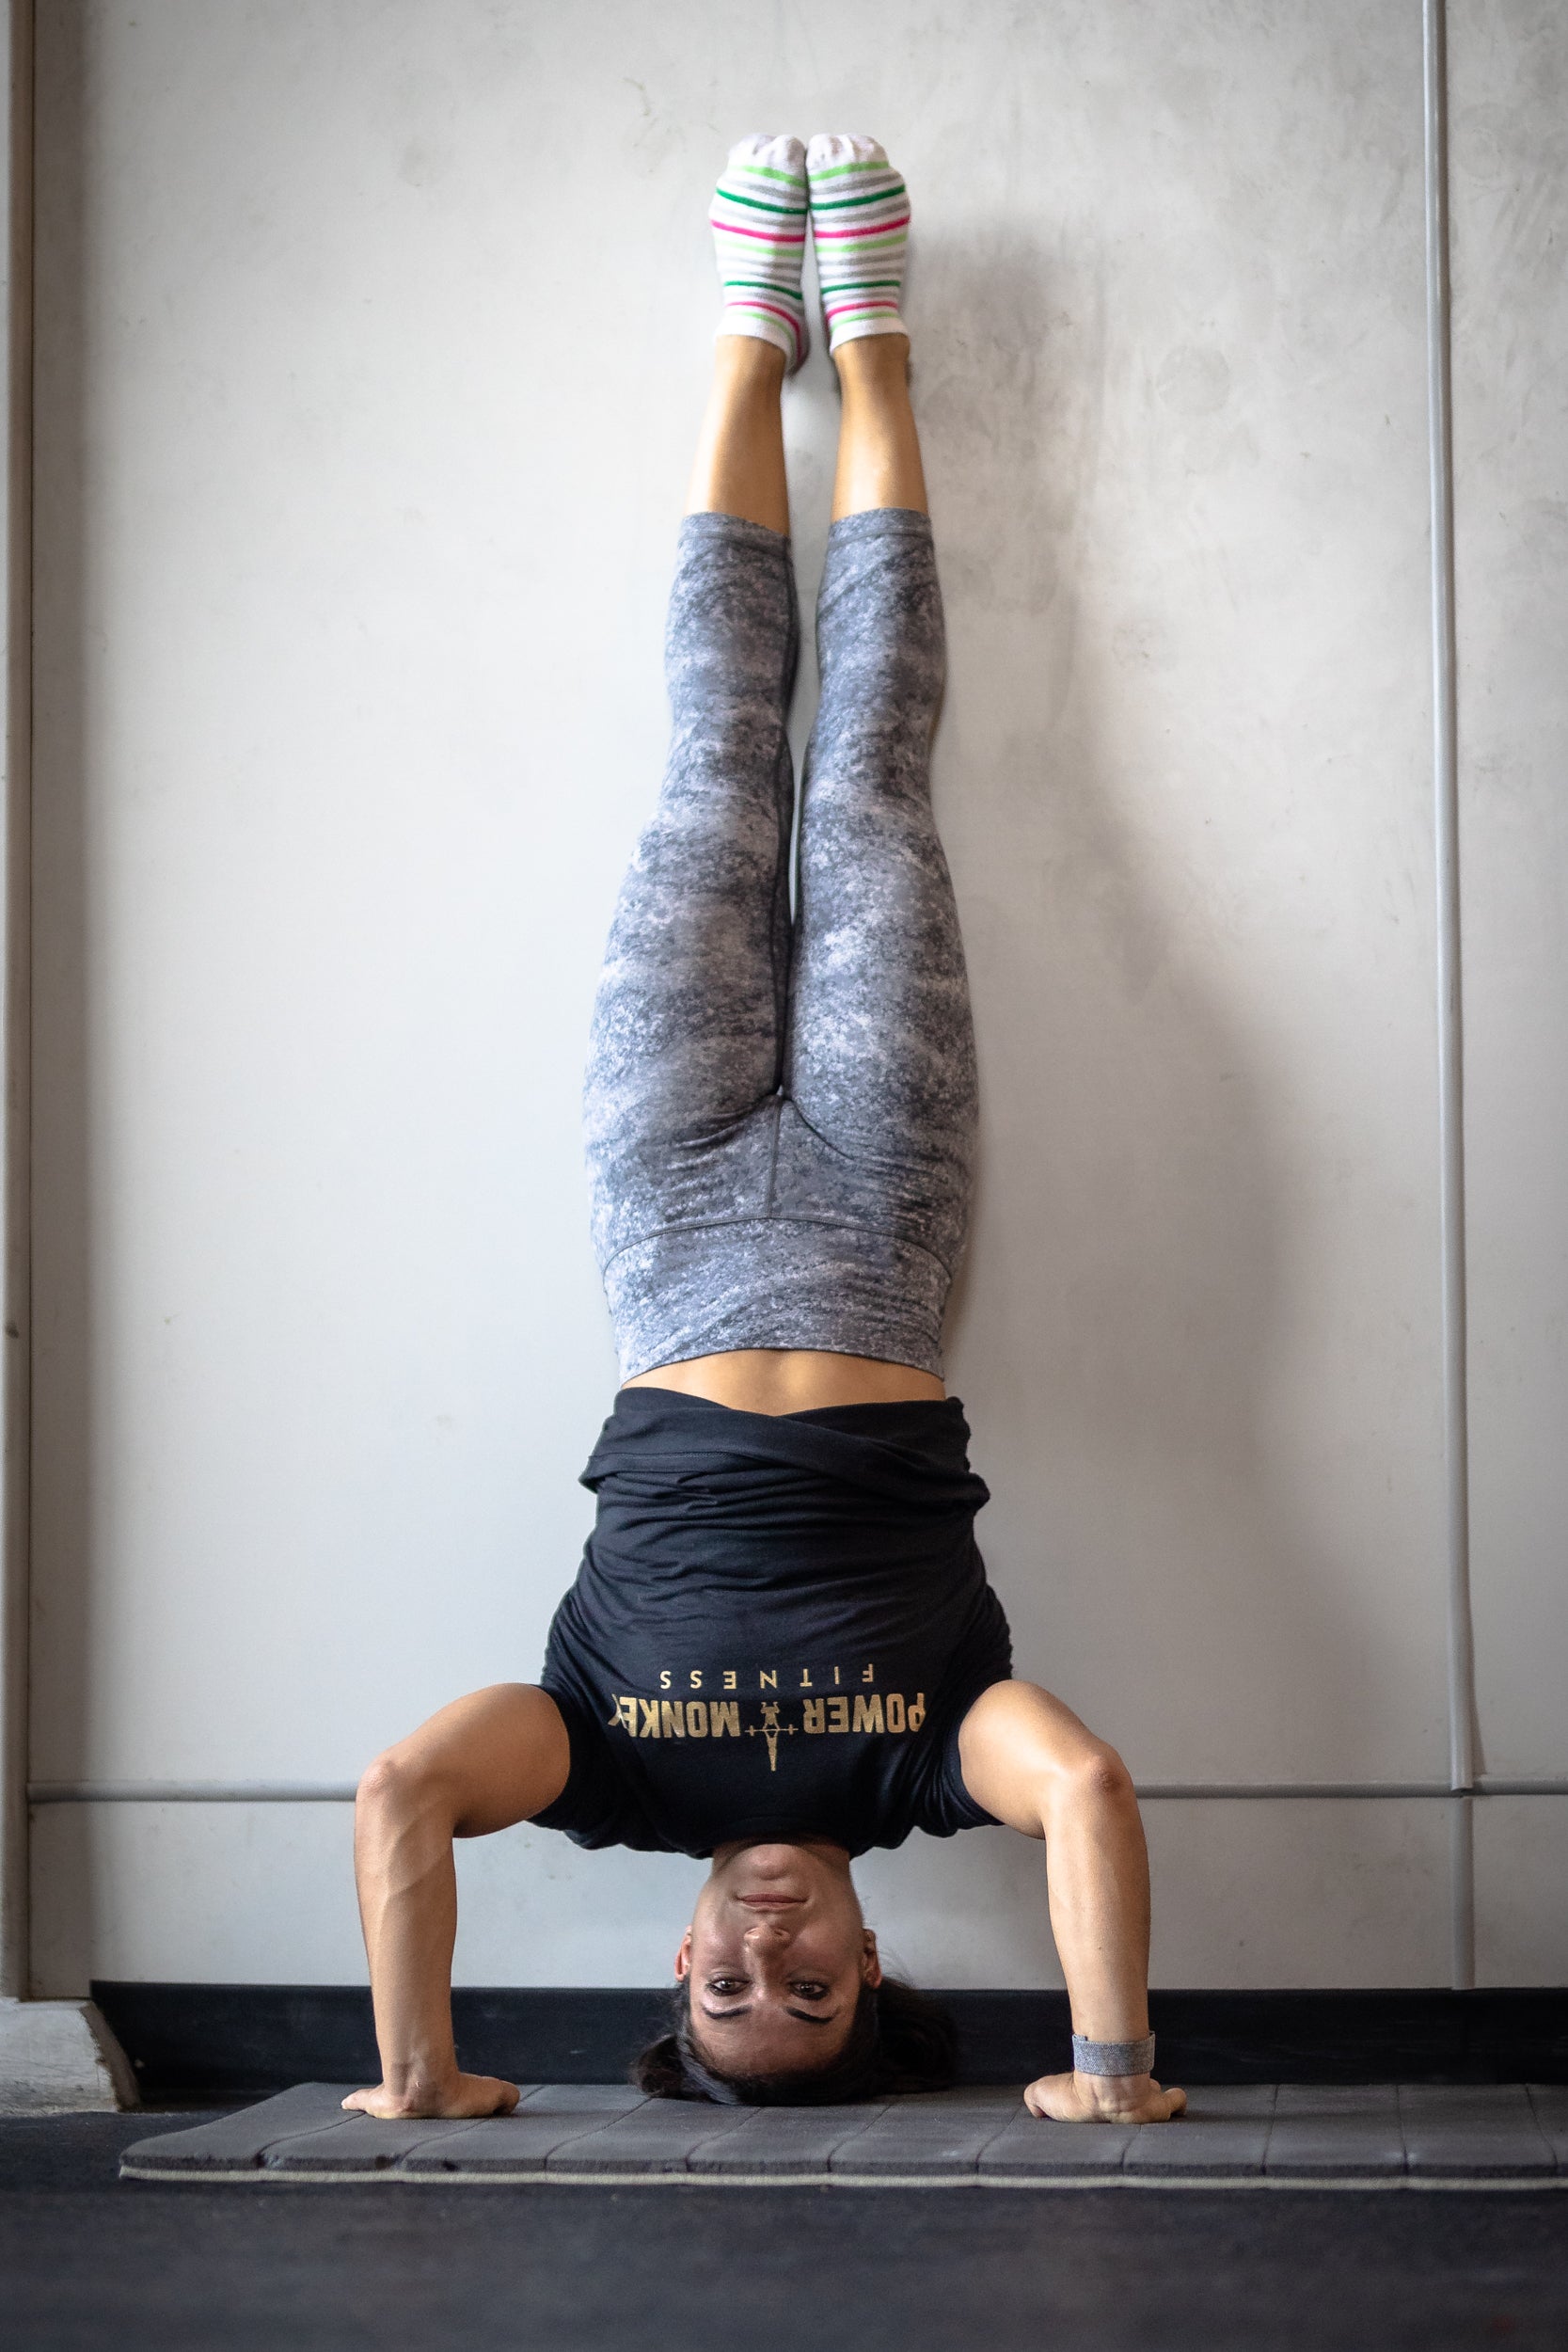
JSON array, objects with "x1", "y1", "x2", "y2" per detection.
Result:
[{"x1": 604, "y1": 1684, "x2": 927, "y2": 1772}]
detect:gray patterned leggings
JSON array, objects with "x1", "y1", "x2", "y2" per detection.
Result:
[{"x1": 584, "y1": 506, "x2": 977, "y2": 1381}]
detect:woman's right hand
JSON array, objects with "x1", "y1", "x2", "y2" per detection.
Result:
[
  {"x1": 1024, "y1": 2070, "x2": 1186, "y2": 2124},
  {"x1": 341, "y1": 2073, "x2": 521, "y2": 2121}
]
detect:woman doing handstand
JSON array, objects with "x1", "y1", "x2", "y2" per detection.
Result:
[{"x1": 347, "y1": 134, "x2": 1184, "y2": 2126}]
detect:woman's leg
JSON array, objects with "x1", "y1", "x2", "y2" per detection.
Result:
[
  {"x1": 583, "y1": 342, "x2": 800, "y2": 1341},
  {"x1": 831, "y1": 334, "x2": 927, "y2": 520},
  {"x1": 781, "y1": 339, "x2": 977, "y2": 1333},
  {"x1": 688, "y1": 335, "x2": 791, "y2": 534}
]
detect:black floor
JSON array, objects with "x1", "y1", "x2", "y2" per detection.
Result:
[{"x1": 7, "y1": 2111, "x2": 1568, "y2": 2352}]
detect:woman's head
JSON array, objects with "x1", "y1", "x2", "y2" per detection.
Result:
[
  {"x1": 678, "y1": 1839, "x2": 878, "y2": 2078},
  {"x1": 631, "y1": 1838, "x2": 958, "y2": 2104}
]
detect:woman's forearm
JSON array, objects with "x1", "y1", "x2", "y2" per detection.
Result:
[
  {"x1": 354, "y1": 1757, "x2": 463, "y2": 2099},
  {"x1": 1038, "y1": 1756, "x2": 1152, "y2": 2045},
  {"x1": 956, "y1": 1678, "x2": 1183, "y2": 2122},
  {"x1": 343, "y1": 1685, "x2": 569, "y2": 2121}
]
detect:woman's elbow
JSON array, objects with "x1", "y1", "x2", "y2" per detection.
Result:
[
  {"x1": 1046, "y1": 1743, "x2": 1137, "y2": 1821},
  {"x1": 356, "y1": 1744, "x2": 446, "y2": 1827}
]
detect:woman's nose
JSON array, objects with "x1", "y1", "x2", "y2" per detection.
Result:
[{"x1": 742, "y1": 1918, "x2": 788, "y2": 1948}]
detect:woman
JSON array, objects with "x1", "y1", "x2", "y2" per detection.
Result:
[{"x1": 346, "y1": 134, "x2": 1184, "y2": 2127}]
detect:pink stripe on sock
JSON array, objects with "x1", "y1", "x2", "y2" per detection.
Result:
[
  {"x1": 811, "y1": 214, "x2": 910, "y2": 240},
  {"x1": 709, "y1": 216, "x2": 807, "y2": 245},
  {"x1": 825, "y1": 298, "x2": 900, "y2": 319},
  {"x1": 730, "y1": 296, "x2": 806, "y2": 357}
]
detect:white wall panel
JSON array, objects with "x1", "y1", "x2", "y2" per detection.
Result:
[
  {"x1": 1474, "y1": 1799, "x2": 1568, "y2": 1985},
  {"x1": 1449, "y1": 0, "x2": 1568, "y2": 1780},
  {"x1": 28, "y1": 0, "x2": 1461, "y2": 1991}
]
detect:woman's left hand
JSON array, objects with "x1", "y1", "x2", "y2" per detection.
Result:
[
  {"x1": 1023, "y1": 2070, "x2": 1186, "y2": 2124},
  {"x1": 341, "y1": 2073, "x2": 521, "y2": 2121}
]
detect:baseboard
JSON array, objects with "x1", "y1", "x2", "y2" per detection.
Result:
[
  {"x1": 89, "y1": 1983, "x2": 1568, "y2": 2101},
  {"x1": 0, "y1": 1998, "x2": 140, "y2": 2113}
]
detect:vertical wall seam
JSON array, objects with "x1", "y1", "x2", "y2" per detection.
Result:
[
  {"x1": 0, "y1": 0, "x2": 33, "y2": 2002},
  {"x1": 1422, "y1": 0, "x2": 1478, "y2": 1992}
]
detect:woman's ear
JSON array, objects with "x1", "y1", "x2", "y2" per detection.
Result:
[
  {"x1": 862, "y1": 1929, "x2": 882, "y2": 1988},
  {"x1": 673, "y1": 1926, "x2": 694, "y2": 1980}
]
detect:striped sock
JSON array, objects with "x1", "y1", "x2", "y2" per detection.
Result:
[
  {"x1": 709, "y1": 133, "x2": 809, "y2": 373},
  {"x1": 806, "y1": 134, "x2": 910, "y2": 353}
]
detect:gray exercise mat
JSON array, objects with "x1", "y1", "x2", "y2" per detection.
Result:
[{"x1": 119, "y1": 2081, "x2": 1568, "y2": 2187}]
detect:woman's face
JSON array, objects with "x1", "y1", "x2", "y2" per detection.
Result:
[{"x1": 675, "y1": 1839, "x2": 880, "y2": 2079}]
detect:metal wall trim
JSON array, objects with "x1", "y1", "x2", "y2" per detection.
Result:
[
  {"x1": 1423, "y1": 0, "x2": 1478, "y2": 1991},
  {"x1": 26, "y1": 1777, "x2": 1568, "y2": 1805}
]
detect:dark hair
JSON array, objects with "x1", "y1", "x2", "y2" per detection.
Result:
[{"x1": 630, "y1": 1976, "x2": 958, "y2": 2106}]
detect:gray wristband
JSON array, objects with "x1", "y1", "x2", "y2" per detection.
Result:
[{"x1": 1072, "y1": 2032, "x2": 1155, "y2": 2077}]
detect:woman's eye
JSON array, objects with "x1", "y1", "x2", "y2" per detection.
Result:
[
  {"x1": 707, "y1": 1979, "x2": 746, "y2": 1996},
  {"x1": 791, "y1": 1982, "x2": 829, "y2": 2001}
]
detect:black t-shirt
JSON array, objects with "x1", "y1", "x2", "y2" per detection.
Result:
[{"x1": 533, "y1": 1389, "x2": 1012, "y2": 1859}]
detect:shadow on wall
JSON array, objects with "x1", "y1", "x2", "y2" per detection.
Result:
[{"x1": 910, "y1": 229, "x2": 1412, "y2": 1941}]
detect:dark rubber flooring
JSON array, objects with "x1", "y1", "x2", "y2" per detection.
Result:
[{"x1": 8, "y1": 2111, "x2": 1568, "y2": 2351}]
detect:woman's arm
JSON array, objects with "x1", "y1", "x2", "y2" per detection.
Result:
[
  {"x1": 343, "y1": 1682, "x2": 571, "y2": 2120},
  {"x1": 958, "y1": 1679, "x2": 1184, "y2": 2124}
]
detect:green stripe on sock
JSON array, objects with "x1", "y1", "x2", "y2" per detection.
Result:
[
  {"x1": 718, "y1": 187, "x2": 808, "y2": 215},
  {"x1": 807, "y1": 158, "x2": 890, "y2": 181},
  {"x1": 809, "y1": 185, "x2": 907, "y2": 212},
  {"x1": 722, "y1": 280, "x2": 806, "y2": 306}
]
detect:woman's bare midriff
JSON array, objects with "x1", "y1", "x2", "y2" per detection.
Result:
[{"x1": 622, "y1": 1349, "x2": 945, "y2": 1416}]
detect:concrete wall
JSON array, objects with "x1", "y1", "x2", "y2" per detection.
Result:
[{"x1": 24, "y1": 0, "x2": 1568, "y2": 1993}]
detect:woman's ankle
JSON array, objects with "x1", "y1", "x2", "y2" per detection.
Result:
[
  {"x1": 714, "y1": 333, "x2": 789, "y2": 389},
  {"x1": 833, "y1": 333, "x2": 912, "y2": 397}
]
